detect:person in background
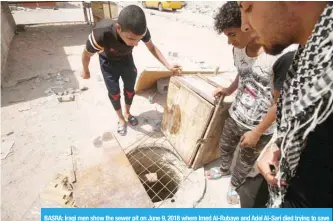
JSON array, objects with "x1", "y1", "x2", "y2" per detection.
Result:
[
  {"x1": 205, "y1": 1, "x2": 288, "y2": 205},
  {"x1": 239, "y1": 1, "x2": 333, "y2": 208},
  {"x1": 81, "y1": 5, "x2": 181, "y2": 136}
]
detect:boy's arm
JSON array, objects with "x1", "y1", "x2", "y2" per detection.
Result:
[
  {"x1": 145, "y1": 40, "x2": 181, "y2": 74},
  {"x1": 213, "y1": 48, "x2": 239, "y2": 98},
  {"x1": 142, "y1": 28, "x2": 181, "y2": 74},
  {"x1": 213, "y1": 74, "x2": 239, "y2": 98},
  {"x1": 240, "y1": 51, "x2": 295, "y2": 147},
  {"x1": 81, "y1": 31, "x2": 105, "y2": 79}
]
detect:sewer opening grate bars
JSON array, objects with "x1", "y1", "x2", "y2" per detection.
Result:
[{"x1": 126, "y1": 144, "x2": 191, "y2": 207}]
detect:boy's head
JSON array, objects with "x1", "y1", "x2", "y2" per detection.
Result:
[
  {"x1": 116, "y1": 5, "x2": 147, "y2": 47},
  {"x1": 214, "y1": 1, "x2": 252, "y2": 49}
]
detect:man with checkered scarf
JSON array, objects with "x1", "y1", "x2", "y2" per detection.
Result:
[{"x1": 238, "y1": 2, "x2": 333, "y2": 207}]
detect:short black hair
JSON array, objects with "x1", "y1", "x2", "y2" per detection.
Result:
[
  {"x1": 118, "y1": 5, "x2": 147, "y2": 35},
  {"x1": 214, "y1": 1, "x2": 241, "y2": 34}
]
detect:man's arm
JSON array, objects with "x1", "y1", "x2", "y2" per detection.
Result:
[{"x1": 145, "y1": 40, "x2": 181, "y2": 74}]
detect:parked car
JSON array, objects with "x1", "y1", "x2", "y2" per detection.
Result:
[{"x1": 142, "y1": 1, "x2": 185, "y2": 12}]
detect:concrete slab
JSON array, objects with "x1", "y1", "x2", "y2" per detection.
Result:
[{"x1": 74, "y1": 138, "x2": 154, "y2": 208}]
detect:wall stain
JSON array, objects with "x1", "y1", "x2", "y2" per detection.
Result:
[{"x1": 162, "y1": 104, "x2": 181, "y2": 134}]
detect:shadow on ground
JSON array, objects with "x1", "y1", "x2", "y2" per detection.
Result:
[
  {"x1": 129, "y1": 109, "x2": 165, "y2": 139},
  {"x1": 136, "y1": 88, "x2": 167, "y2": 108},
  {"x1": 1, "y1": 23, "x2": 92, "y2": 107}
]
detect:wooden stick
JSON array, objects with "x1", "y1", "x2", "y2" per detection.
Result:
[{"x1": 197, "y1": 74, "x2": 222, "y2": 88}]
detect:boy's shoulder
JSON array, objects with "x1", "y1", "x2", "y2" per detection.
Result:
[{"x1": 93, "y1": 19, "x2": 117, "y2": 34}]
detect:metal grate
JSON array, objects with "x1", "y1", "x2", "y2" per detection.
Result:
[{"x1": 126, "y1": 144, "x2": 186, "y2": 206}]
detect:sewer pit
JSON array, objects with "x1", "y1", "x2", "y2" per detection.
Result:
[{"x1": 127, "y1": 145, "x2": 184, "y2": 204}]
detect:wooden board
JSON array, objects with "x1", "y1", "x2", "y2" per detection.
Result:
[
  {"x1": 135, "y1": 68, "x2": 224, "y2": 93},
  {"x1": 74, "y1": 139, "x2": 154, "y2": 208},
  {"x1": 161, "y1": 76, "x2": 215, "y2": 166},
  {"x1": 177, "y1": 75, "x2": 217, "y2": 104},
  {"x1": 191, "y1": 98, "x2": 232, "y2": 169}
]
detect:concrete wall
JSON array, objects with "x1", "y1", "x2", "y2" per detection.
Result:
[{"x1": 1, "y1": 2, "x2": 16, "y2": 85}]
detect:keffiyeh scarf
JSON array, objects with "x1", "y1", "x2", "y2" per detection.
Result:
[{"x1": 268, "y1": 2, "x2": 333, "y2": 208}]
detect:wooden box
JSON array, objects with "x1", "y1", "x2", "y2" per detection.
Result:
[
  {"x1": 91, "y1": 1, "x2": 118, "y2": 24},
  {"x1": 161, "y1": 74, "x2": 235, "y2": 169}
]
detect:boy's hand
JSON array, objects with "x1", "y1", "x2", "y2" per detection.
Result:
[
  {"x1": 81, "y1": 71, "x2": 90, "y2": 79},
  {"x1": 240, "y1": 130, "x2": 261, "y2": 148},
  {"x1": 213, "y1": 87, "x2": 231, "y2": 98},
  {"x1": 167, "y1": 64, "x2": 182, "y2": 75}
]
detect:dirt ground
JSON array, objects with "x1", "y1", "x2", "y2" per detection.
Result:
[{"x1": 1, "y1": 2, "x2": 240, "y2": 221}]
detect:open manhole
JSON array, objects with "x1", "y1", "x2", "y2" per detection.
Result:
[{"x1": 127, "y1": 145, "x2": 184, "y2": 204}]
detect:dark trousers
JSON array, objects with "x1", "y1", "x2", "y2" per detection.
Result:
[
  {"x1": 236, "y1": 173, "x2": 269, "y2": 208},
  {"x1": 99, "y1": 55, "x2": 137, "y2": 111}
]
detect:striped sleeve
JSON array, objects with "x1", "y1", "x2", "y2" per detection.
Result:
[{"x1": 86, "y1": 31, "x2": 104, "y2": 54}]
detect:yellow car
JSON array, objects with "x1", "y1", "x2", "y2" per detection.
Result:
[{"x1": 142, "y1": 1, "x2": 185, "y2": 12}]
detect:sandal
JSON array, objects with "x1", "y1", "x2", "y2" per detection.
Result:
[
  {"x1": 128, "y1": 115, "x2": 138, "y2": 126},
  {"x1": 117, "y1": 122, "x2": 127, "y2": 136},
  {"x1": 205, "y1": 167, "x2": 231, "y2": 180}
]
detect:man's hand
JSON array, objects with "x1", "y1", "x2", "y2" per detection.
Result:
[
  {"x1": 257, "y1": 144, "x2": 287, "y2": 186},
  {"x1": 81, "y1": 71, "x2": 90, "y2": 79},
  {"x1": 213, "y1": 87, "x2": 232, "y2": 98},
  {"x1": 240, "y1": 130, "x2": 261, "y2": 147},
  {"x1": 167, "y1": 64, "x2": 182, "y2": 75}
]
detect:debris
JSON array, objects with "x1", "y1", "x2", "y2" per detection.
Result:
[
  {"x1": 42, "y1": 74, "x2": 52, "y2": 80},
  {"x1": 148, "y1": 92, "x2": 157, "y2": 104},
  {"x1": 75, "y1": 89, "x2": 81, "y2": 93},
  {"x1": 144, "y1": 173, "x2": 158, "y2": 183},
  {"x1": 93, "y1": 136, "x2": 103, "y2": 148},
  {"x1": 6, "y1": 132, "x2": 14, "y2": 136},
  {"x1": 39, "y1": 174, "x2": 76, "y2": 207},
  {"x1": 63, "y1": 77, "x2": 70, "y2": 82},
  {"x1": 80, "y1": 86, "x2": 88, "y2": 91},
  {"x1": 17, "y1": 75, "x2": 38, "y2": 84},
  {"x1": 51, "y1": 85, "x2": 64, "y2": 89},
  {"x1": 57, "y1": 95, "x2": 75, "y2": 103},
  {"x1": 55, "y1": 80, "x2": 65, "y2": 86},
  {"x1": 18, "y1": 106, "x2": 31, "y2": 112},
  {"x1": 102, "y1": 132, "x2": 114, "y2": 142},
  {"x1": 56, "y1": 73, "x2": 63, "y2": 81},
  {"x1": 1, "y1": 140, "x2": 15, "y2": 160},
  {"x1": 69, "y1": 146, "x2": 77, "y2": 183},
  {"x1": 44, "y1": 88, "x2": 56, "y2": 95}
]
